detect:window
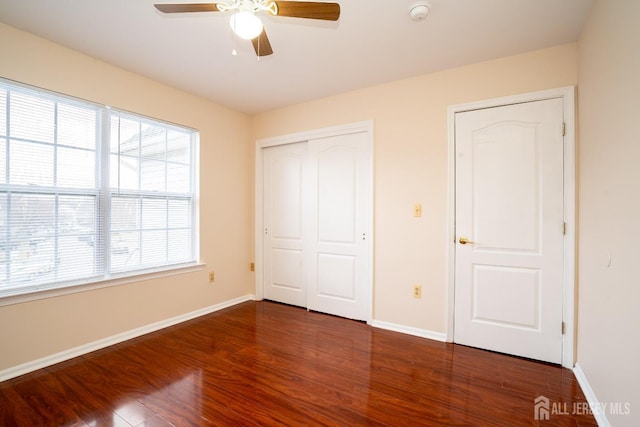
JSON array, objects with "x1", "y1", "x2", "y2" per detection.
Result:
[{"x1": 0, "y1": 80, "x2": 198, "y2": 298}]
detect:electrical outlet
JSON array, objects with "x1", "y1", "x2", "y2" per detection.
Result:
[
  {"x1": 209, "y1": 271, "x2": 215, "y2": 283},
  {"x1": 413, "y1": 284, "x2": 422, "y2": 298},
  {"x1": 250, "y1": 262, "x2": 255, "y2": 272}
]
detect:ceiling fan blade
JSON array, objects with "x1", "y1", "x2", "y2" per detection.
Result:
[
  {"x1": 273, "y1": 1, "x2": 340, "y2": 21},
  {"x1": 154, "y1": 3, "x2": 221, "y2": 13},
  {"x1": 252, "y1": 29, "x2": 274, "y2": 57}
]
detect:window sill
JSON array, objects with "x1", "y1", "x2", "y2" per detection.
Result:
[{"x1": 0, "y1": 263, "x2": 205, "y2": 307}]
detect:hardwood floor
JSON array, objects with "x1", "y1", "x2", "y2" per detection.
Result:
[{"x1": 0, "y1": 301, "x2": 596, "y2": 426}]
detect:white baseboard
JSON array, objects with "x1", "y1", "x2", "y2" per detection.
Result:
[
  {"x1": 573, "y1": 362, "x2": 609, "y2": 427},
  {"x1": 0, "y1": 294, "x2": 254, "y2": 382},
  {"x1": 369, "y1": 319, "x2": 447, "y2": 342}
]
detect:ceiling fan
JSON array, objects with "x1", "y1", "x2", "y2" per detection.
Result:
[{"x1": 154, "y1": 0, "x2": 341, "y2": 57}]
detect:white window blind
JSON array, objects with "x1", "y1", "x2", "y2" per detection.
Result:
[
  {"x1": 0, "y1": 80, "x2": 198, "y2": 298},
  {"x1": 109, "y1": 113, "x2": 195, "y2": 273}
]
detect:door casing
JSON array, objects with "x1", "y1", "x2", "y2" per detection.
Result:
[
  {"x1": 254, "y1": 120, "x2": 374, "y2": 323},
  {"x1": 446, "y1": 87, "x2": 576, "y2": 368}
]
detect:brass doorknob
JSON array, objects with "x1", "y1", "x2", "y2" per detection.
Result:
[{"x1": 459, "y1": 236, "x2": 475, "y2": 245}]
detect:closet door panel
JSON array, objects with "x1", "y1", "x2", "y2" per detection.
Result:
[{"x1": 263, "y1": 142, "x2": 307, "y2": 307}]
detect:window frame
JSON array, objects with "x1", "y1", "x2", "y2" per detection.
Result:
[{"x1": 0, "y1": 78, "x2": 201, "y2": 306}]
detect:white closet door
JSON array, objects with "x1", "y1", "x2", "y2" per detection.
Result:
[
  {"x1": 263, "y1": 142, "x2": 307, "y2": 308},
  {"x1": 306, "y1": 132, "x2": 371, "y2": 320}
]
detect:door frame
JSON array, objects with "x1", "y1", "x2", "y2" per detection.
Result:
[
  {"x1": 445, "y1": 87, "x2": 576, "y2": 368},
  {"x1": 254, "y1": 120, "x2": 374, "y2": 323}
]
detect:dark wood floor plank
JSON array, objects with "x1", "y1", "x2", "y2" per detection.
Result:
[{"x1": 0, "y1": 301, "x2": 597, "y2": 426}]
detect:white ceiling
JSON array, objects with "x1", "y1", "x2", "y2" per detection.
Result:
[{"x1": 0, "y1": 0, "x2": 593, "y2": 114}]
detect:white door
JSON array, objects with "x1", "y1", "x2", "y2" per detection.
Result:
[
  {"x1": 261, "y1": 128, "x2": 372, "y2": 321},
  {"x1": 307, "y1": 132, "x2": 371, "y2": 320},
  {"x1": 454, "y1": 99, "x2": 565, "y2": 364},
  {"x1": 263, "y1": 142, "x2": 307, "y2": 307}
]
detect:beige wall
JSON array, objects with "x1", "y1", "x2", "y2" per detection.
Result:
[
  {"x1": 577, "y1": 0, "x2": 640, "y2": 425},
  {"x1": 252, "y1": 44, "x2": 578, "y2": 332},
  {"x1": 0, "y1": 23, "x2": 253, "y2": 371}
]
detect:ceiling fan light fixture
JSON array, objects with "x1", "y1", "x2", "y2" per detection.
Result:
[{"x1": 230, "y1": 11, "x2": 264, "y2": 40}]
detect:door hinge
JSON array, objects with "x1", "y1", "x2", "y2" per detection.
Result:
[
  {"x1": 561, "y1": 322, "x2": 566, "y2": 335},
  {"x1": 562, "y1": 222, "x2": 567, "y2": 235},
  {"x1": 562, "y1": 122, "x2": 566, "y2": 136}
]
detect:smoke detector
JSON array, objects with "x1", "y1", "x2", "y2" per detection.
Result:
[{"x1": 409, "y1": 1, "x2": 431, "y2": 22}]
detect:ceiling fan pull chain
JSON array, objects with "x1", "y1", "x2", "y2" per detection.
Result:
[{"x1": 230, "y1": 12, "x2": 237, "y2": 56}]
